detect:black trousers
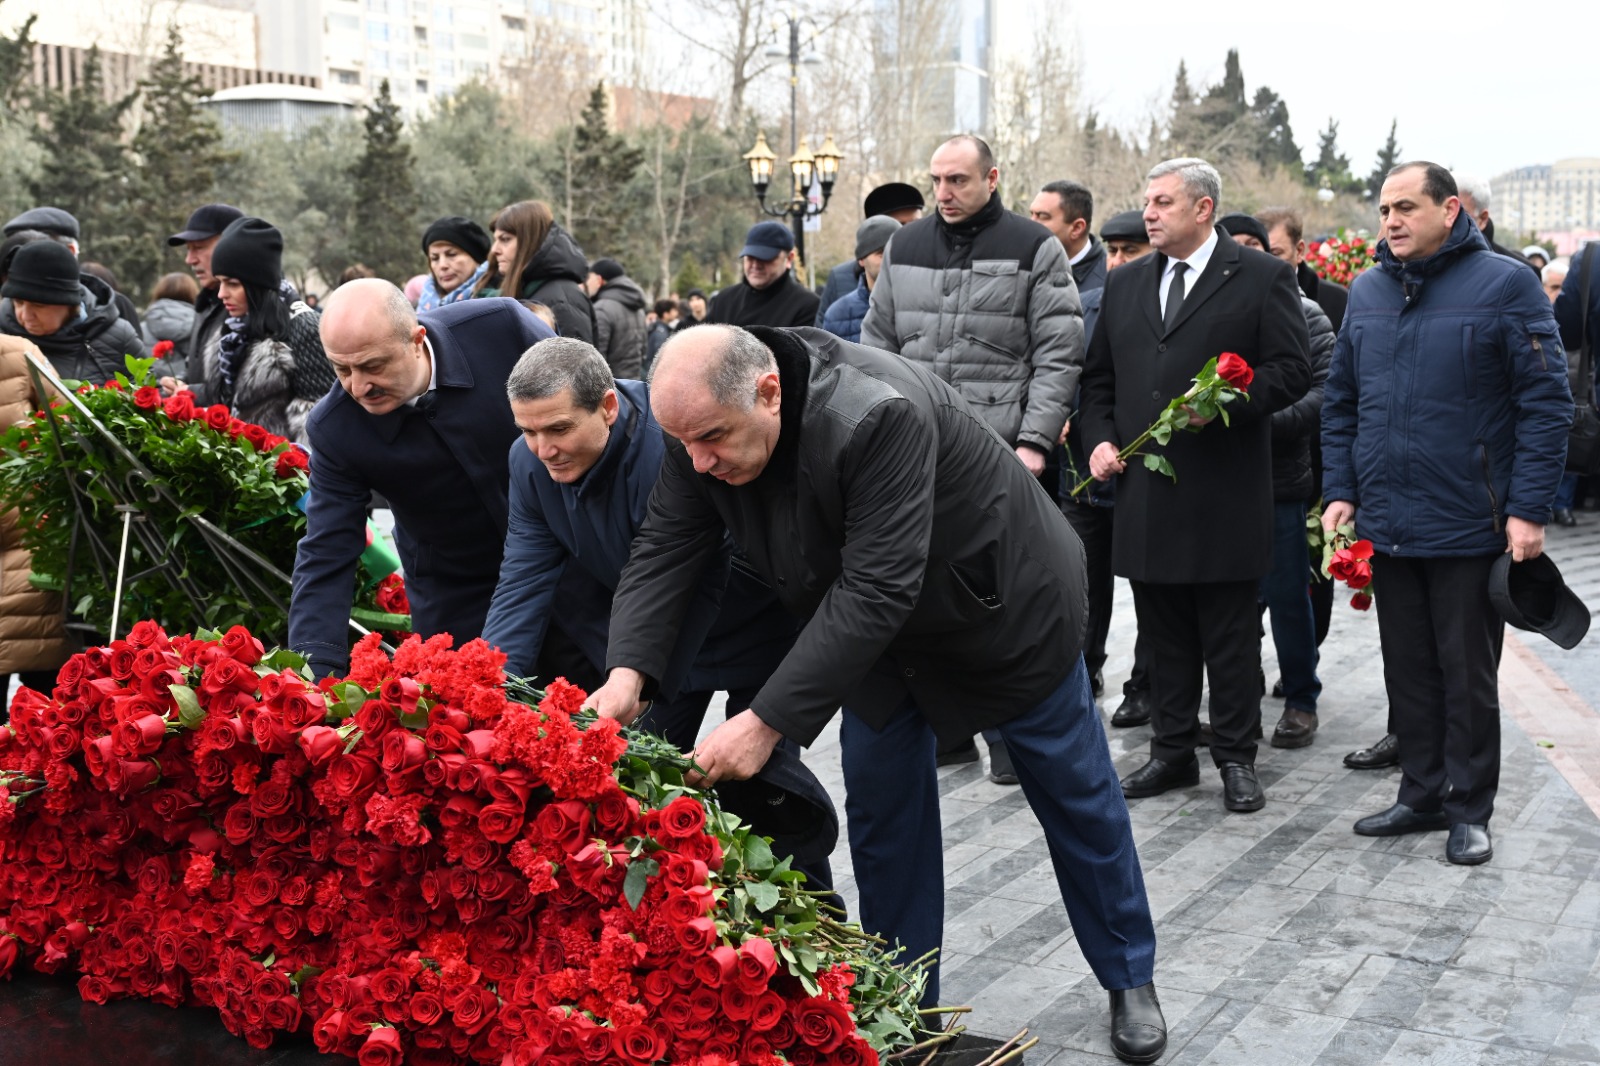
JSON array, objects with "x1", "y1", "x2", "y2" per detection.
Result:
[
  {"x1": 1062, "y1": 501, "x2": 1114, "y2": 679},
  {"x1": 1130, "y1": 579, "x2": 1262, "y2": 767},
  {"x1": 1373, "y1": 553, "x2": 1503, "y2": 825}
]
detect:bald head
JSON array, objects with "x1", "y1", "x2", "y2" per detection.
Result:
[
  {"x1": 650, "y1": 325, "x2": 783, "y2": 485},
  {"x1": 319, "y1": 277, "x2": 431, "y2": 415}
]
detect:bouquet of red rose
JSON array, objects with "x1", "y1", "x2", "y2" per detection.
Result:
[
  {"x1": 1321, "y1": 524, "x2": 1375, "y2": 611},
  {"x1": 1071, "y1": 352, "x2": 1254, "y2": 496},
  {"x1": 0, "y1": 622, "x2": 935, "y2": 1065},
  {"x1": 1306, "y1": 230, "x2": 1377, "y2": 287}
]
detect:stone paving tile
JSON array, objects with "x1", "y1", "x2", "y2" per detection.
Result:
[{"x1": 708, "y1": 563, "x2": 1600, "y2": 1063}]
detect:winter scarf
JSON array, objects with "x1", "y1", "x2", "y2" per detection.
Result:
[
  {"x1": 218, "y1": 278, "x2": 301, "y2": 396},
  {"x1": 416, "y1": 259, "x2": 489, "y2": 313}
]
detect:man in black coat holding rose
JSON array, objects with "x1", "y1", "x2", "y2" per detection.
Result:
[
  {"x1": 1079, "y1": 157, "x2": 1311, "y2": 813},
  {"x1": 584, "y1": 323, "x2": 1167, "y2": 1064}
]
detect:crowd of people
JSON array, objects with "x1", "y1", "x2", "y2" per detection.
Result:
[{"x1": 0, "y1": 131, "x2": 1593, "y2": 1065}]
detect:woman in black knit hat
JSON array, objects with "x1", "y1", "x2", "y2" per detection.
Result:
[
  {"x1": 174, "y1": 216, "x2": 334, "y2": 443},
  {"x1": 417, "y1": 216, "x2": 491, "y2": 311},
  {"x1": 0, "y1": 238, "x2": 147, "y2": 384}
]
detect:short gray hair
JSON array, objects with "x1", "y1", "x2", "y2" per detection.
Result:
[
  {"x1": 653, "y1": 324, "x2": 778, "y2": 410},
  {"x1": 506, "y1": 336, "x2": 615, "y2": 410},
  {"x1": 1454, "y1": 173, "x2": 1491, "y2": 213},
  {"x1": 1147, "y1": 157, "x2": 1222, "y2": 212}
]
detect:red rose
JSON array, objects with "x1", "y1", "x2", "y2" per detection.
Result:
[
  {"x1": 275, "y1": 448, "x2": 309, "y2": 480},
  {"x1": 1216, "y1": 352, "x2": 1254, "y2": 389},
  {"x1": 748, "y1": 989, "x2": 787, "y2": 1032},
  {"x1": 834, "y1": 1035, "x2": 879, "y2": 1065},
  {"x1": 0, "y1": 934, "x2": 19, "y2": 979},
  {"x1": 409, "y1": 991, "x2": 445, "y2": 1026},
  {"x1": 163, "y1": 392, "x2": 197, "y2": 421},
  {"x1": 1351, "y1": 592, "x2": 1373, "y2": 611},
  {"x1": 612, "y1": 1022, "x2": 666, "y2": 1063},
  {"x1": 219, "y1": 625, "x2": 264, "y2": 665},
  {"x1": 736, "y1": 936, "x2": 779, "y2": 990},
  {"x1": 675, "y1": 915, "x2": 718, "y2": 953},
  {"x1": 658, "y1": 795, "x2": 707, "y2": 839},
  {"x1": 205, "y1": 404, "x2": 232, "y2": 431},
  {"x1": 151, "y1": 339, "x2": 175, "y2": 360},
  {"x1": 357, "y1": 1026, "x2": 404, "y2": 1066},
  {"x1": 793, "y1": 996, "x2": 853, "y2": 1052},
  {"x1": 243, "y1": 423, "x2": 271, "y2": 451},
  {"x1": 133, "y1": 386, "x2": 162, "y2": 409},
  {"x1": 478, "y1": 800, "x2": 526, "y2": 844}
]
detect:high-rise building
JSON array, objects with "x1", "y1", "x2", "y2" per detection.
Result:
[
  {"x1": 1492, "y1": 158, "x2": 1600, "y2": 237},
  {"x1": 254, "y1": 0, "x2": 643, "y2": 110}
]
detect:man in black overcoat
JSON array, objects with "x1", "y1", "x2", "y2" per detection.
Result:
[
  {"x1": 1078, "y1": 157, "x2": 1312, "y2": 813},
  {"x1": 585, "y1": 323, "x2": 1168, "y2": 1064},
  {"x1": 289, "y1": 279, "x2": 577, "y2": 678}
]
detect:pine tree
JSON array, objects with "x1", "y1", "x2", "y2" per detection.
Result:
[
  {"x1": 1366, "y1": 120, "x2": 1402, "y2": 200},
  {"x1": 1248, "y1": 87, "x2": 1300, "y2": 173},
  {"x1": 0, "y1": 0, "x2": 36, "y2": 109},
  {"x1": 348, "y1": 79, "x2": 419, "y2": 284},
  {"x1": 545, "y1": 82, "x2": 644, "y2": 260},
  {"x1": 1304, "y1": 117, "x2": 1361, "y2": 193},
  {"x1": 1166, "y1": 60, "x2": 1202, "y2": 152},
  {"x1": 125, "y1": 25, "x2": 235, "y2": 294},
  {"x1": 29, "y1": 47, "x2": 138, "y2": 261}
]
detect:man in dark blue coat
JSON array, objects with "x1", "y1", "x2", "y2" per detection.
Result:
[
  {"x1": 1323, "y1": 162, "x2": 1570, "y2": 865},
  {"x1": 480, "y1": 335, "x2": 800, "y2": 750},
  {"x1": 289, "y1": 279, "x2": 556, "y2": 677}
]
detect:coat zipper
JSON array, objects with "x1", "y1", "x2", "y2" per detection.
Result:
[{"x1": 1479, "y1": 443, "x2": 1501, "y2": 533}]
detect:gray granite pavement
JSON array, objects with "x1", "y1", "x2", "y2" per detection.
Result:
[{"x1": 773, "y1": 532, "x2": 1600, "y2": 1065}]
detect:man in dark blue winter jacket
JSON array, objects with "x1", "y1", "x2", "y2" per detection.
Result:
[
  {"x1": 480, "y1": 336, "x2": 800, "y2": 752},
  {"x1": 1322, "y1": 162, "x2": 1571, "y2": 866}
]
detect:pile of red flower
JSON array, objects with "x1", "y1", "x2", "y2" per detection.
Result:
[
  {"x1": 1306, "y1": 230, "x2": 1377, "y2": 287},
  {"x1": 0, "y1": 623, "x2": 924, "y2": 1064}
]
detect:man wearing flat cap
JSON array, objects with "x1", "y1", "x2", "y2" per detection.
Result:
[
  {"x1": 814, "y1": 182, "x2": 925, "y2": 325},
  {"x1": 818, "y1": 216, "x2": 900, "y2": 343},
  {"x1": 158, "y1": 203, "x2": 245, "y2": 398},
  {"x1": 707, "y1": 222, "x2": 819, "y2": 329}
]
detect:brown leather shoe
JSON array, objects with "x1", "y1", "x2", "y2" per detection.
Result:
[{"x1": 1270, "y1": 708, "x2": 1318, "y2": 749}]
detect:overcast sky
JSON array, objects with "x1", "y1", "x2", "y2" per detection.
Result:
[{"x1": 1046, "y1": 0, "x2": 1600, "y2": 180}]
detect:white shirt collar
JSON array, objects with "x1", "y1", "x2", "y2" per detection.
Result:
[
  {"x1": 403, "y1": 336, "x2": 437, "y2": 408},
  {"x1": 1067, "y1": 239, "x2": 1092, "y2": 267},
  {"x1": 1162, "y1": 227, "x2": 1219, "y2": 284}
]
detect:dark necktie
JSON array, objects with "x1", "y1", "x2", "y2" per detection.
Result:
[
  {"x1": 414, "y1": 390, "x2": 438, "y2": 418},
  {"x1": 1163, "y1": 262, "x2": 1189, "y2": 333}
]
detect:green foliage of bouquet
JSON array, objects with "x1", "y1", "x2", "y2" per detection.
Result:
[{"x1": 0, "y1": 356, "x2": 309, "y2": 640}]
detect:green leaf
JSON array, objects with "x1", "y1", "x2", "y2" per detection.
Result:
[
  {"x1": 1150, "y1": 423, "x2": 1172, "y2": 446},
  {"x1": 622, "y1": 857, "x2": 659, "y2": 909},
  {"x1": 744, "y1": 879, "x2": 781, "y2": 913},
  {"x1": 170, "y1": 683, "x2": 206, "y2": 729},
  {"x1": 123, "y1": 355, "x2": 158, "y2": 384},
  {"x1": 74, "y1": 593, "x2": 94, "y2": 616},
  {"x1": 289, "y1": 964, "x2": 323, "y2": 988},
  {"x1": 261, "y1": 647, "x2": 308, "y2": 672},
  {"x1": 1142, "y1": 453, "x2": 1164, "y2": 473},
  {"x1": 741, "y1": 833, "x2": 775, "y2": 875}
]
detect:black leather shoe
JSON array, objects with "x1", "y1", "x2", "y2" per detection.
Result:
[
  {"x1": 1090, "y1": 669, "x2": 1105, "y2": 698},
  {"x1": 1219, "y1": 762, "x2": 1265, "y2": 812},
  {"x1": 1555, "y1": 507, "x2": 1577, "y2": 527},
  {"x1": 987, "y1": 739, "x2": 1019, "y2": 786},
  {"x1": 1447, "y1": 823, "x2": 1493, "y2": 865},
  {"x1": 1197, "y1": 719, "x2": 1264, "y2": 746},
  {"x1": 1120, "y1": 756, "x2": 1199, "y2": 798},
  {"x1": 1271, "y1": 677, "x2": 1284, "y2": 699},
  {"x1": 1353, "y1": 802, "x2": 1448, "y2": 837},
  {"x1": 1344, "y1": 733, "x2": 1399, "y2": 769},
  {"x1": 1109, "y1": 982, "x2": 1167, "y2": 1064},
  {"x1": 936, "y1": 738, "x2": 980, "y2": 767},
  {"x1": 1111, "y1": 689, "x2": 1152, "y2": 728},
  {"x1": 1270, "y1": 708, "x2": 1318, "y2": 749}
]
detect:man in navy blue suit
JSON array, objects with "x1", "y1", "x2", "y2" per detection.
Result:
[
  {"x1": 481, "y1": 335, "x2": 799, "y2": 751},
  {"x1": 290, "y1": 279, "x2": 559, "y2": 677}
]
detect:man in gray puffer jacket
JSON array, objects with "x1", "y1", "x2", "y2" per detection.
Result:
[
  {"x1": 862, "y1": 135, "x2": 1084, "y2": 472},
  {"x1": 861, "y1": 134, "x2": 1084, "y2": 785},
  {"x1": 585, "y1": 258, "x2": 646, "y2": 379}
]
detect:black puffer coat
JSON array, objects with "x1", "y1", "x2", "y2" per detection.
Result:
[
  {"x1": 0, "y1": 274, "x2": 147, "y2": 384},
  {"x1": 1271, "y1": 296, "x2": 1334, "y2": 501},
  {"x1": 478, "y1": 224, "x2": 596, "y2": 344}
]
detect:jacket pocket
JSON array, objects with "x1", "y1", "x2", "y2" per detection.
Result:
[
  {"x1": 968, "y1": 260, "x2": 1021, "y2": 314},
  {"x1": 956, "y1": 378, "x2": 1027, "y2": 444},
  {"x1": 1479, "y1": 442, "x2": 1501, "y2": 533}
]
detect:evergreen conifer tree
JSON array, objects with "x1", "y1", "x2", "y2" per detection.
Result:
[
  {"x1": 28, "y1": 47, "x2": 137, "y2": 266},
  {"x1": 1366, "y1": 120, "x2": 1402, "y2": 200},
  {"x1": 546, "y1": 82, "x2": 643, "y2": 261},
  {"x1": 1305, "y1": 118, "x2": 1362, "y2": 194},
  {"x1": 126, "y1": 25, "x2": 235, "y2": 293},
  {"x1": 349, "y1": 79, "x2": 419, "y2": 284}
]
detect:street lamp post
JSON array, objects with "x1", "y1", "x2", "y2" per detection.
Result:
[{"x1": 743, "y1": 11, "x2": 841, "y2": 287}]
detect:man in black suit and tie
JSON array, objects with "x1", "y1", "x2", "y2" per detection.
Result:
[
  {"x1": 289, "y1": 279, "x2": 559, "y2": 677},
  {"x1": 1078, "y1": 158, "x2": 1311, "y2": 812}
]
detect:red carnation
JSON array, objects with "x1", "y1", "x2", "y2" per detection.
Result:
[
  {"x1": 151, "y1": 339, "x2": 175, "y2": 360},
  {"x1": 1216, "y1": 352, "x2": 1254, "y2": 389}
]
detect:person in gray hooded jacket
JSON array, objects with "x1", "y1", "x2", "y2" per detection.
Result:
[{"x1": 584, "y1": 258, "x2": 646, "y2": 379}]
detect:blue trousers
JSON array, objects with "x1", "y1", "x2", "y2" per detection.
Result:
[
  {"x1": 841, "y1": 657, "x2": 1156, "y2": 1005},
  {"x1": 1261, "y1": 500, "x2": 1322, "y2": 712}
]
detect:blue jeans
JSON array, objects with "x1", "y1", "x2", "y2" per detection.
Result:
[
  {"x1": 840, "y1": 657, "x2": 1156, "y2": 1005},
  {"x1": 1262, "y1": 501, "x2": 1321, "y2": 712}
]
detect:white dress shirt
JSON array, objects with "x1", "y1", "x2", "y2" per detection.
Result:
[
  {"x1": 403, "y1": 337, "x2": 438, "y2": 408},
  {"x1": 1158, "y1": 228, "x2": 1219, "y2": 318}
]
